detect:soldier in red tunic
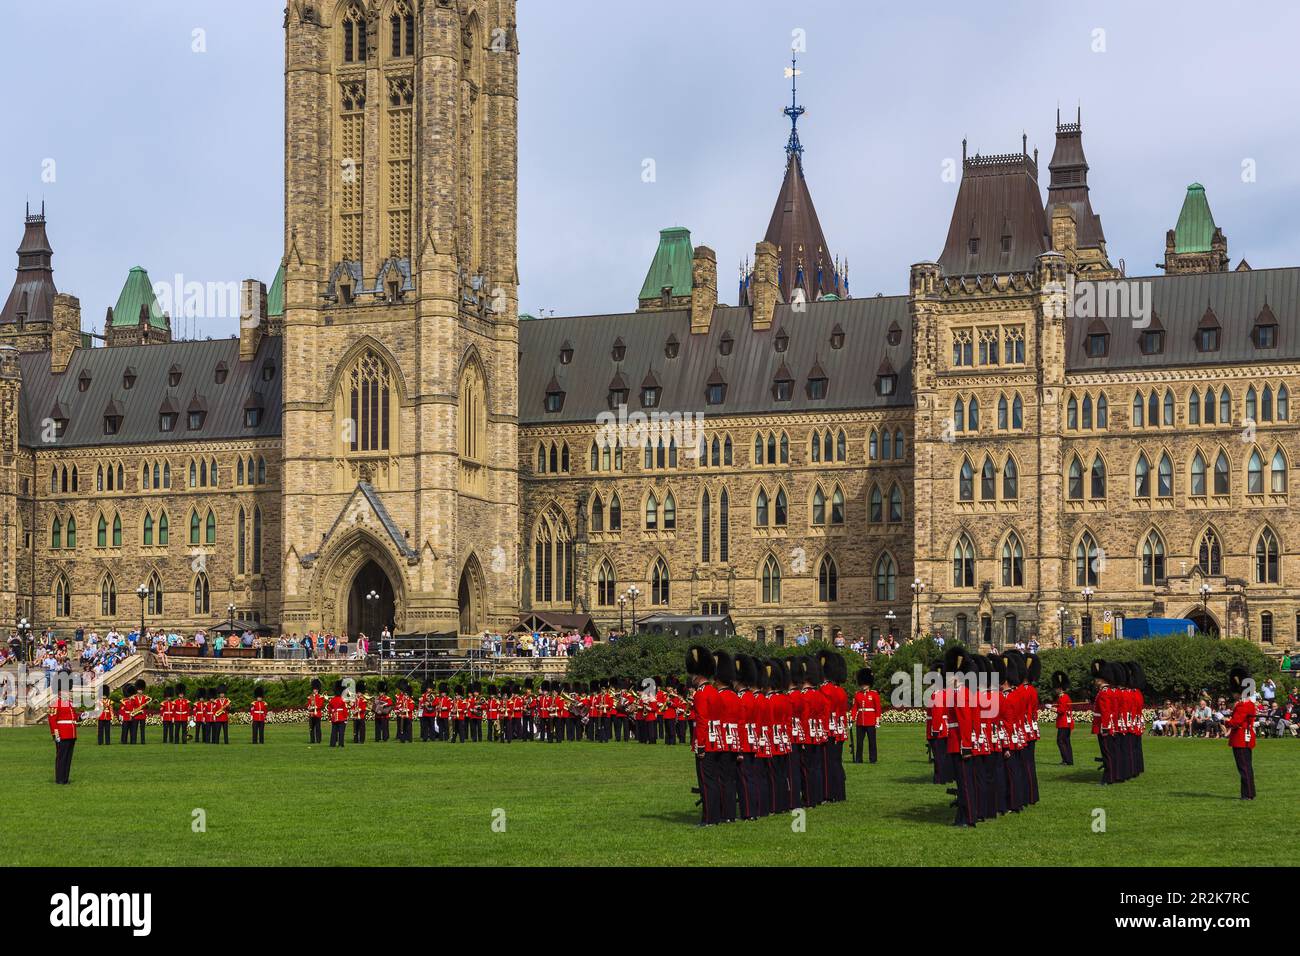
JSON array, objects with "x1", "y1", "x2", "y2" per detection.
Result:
[
  {"x1": 733, "y1": 654, "x2": 761, "y2": 819},
  {"x1": 160, "y1": 686, "x2": 174, "y2": 744},
  {"x1": 48, "y1": 679, "x2": 78, "y2": 785},
  {"x1": 373, "y1": 680, "x2": 393, "y2": 742},
  {"x1": 172, "y1": 683, "x2": 190, "y2": 745},
  {"x1": 944, "y1": 647, "x2": 979, "y2": 827},
  {"x1": 250, "y1": 684, "x2": 268, "y2": 743},
  {"x1": 712, "y1": 651, "x2": 741, "y2": 821},
  {"x1": 328, "y1": 681, "x2": 349, "y2": 747},
  {"x1": 306, "y1": 678, "x2": 326, "y2": 744},
  {"x1": 1224, "y1": 666, "x2": 1257, "y2": 799},
  {"x1": 96, "y1": 684, "x2": 114, "y2": 746},
  {"x1": 212, "y1": 684, "x2": 231, "y2": 745},
  {"x1": 685, "y1": 644, "x2": 722, "y2": 826},
  {"x1": 817, "y1": 650, "x2": 849, "y2": 800},
  {"x1": 352, "y1": 680, "x2": 368, "y2": 743},
  {"x1": 852, "y1": 667, "x2": 880, "y2": 765},
  {"x1": 1052, "y1": 671, "x2": 1073, "y2": 765}
]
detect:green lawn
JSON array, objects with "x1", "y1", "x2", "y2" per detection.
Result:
[{"x1": 3, "y1": 725, "x2": 1292, "y2": 866}]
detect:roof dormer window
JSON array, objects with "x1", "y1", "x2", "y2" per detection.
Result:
[
  {"x1": 705, "y1": 367, "x2": 727, "y2": 406},
  {"x1": 214, "y1": 361, "x2": 228, "y2": 385},
  {"x1": 168, "y1": 365, "x2": 182, "y2": 388},
  {"x1": 719, "y1": 331, "x2": 734, "y2": 357},
  {"x1": 664, "y1": 334, "x2": 679, "y2": 360},
  {"x1": 544, "y1": 375, "x2": 566, "y2": 413},
  {"x1": 774, "y1": 327, "x2": 789, "y2": 353},
  {"x1": 772, "y1": 363, "x2": 794, "y2": 402},
  {"x1": 559, "y1": 341, "x2": 573, "y2": 365},
  {"x1": 830, "y1": 324, "x2": 845, "y2": 350},
  {"x1": 78, "y1": 370, "x2": 91, "y2": 393},
  {"x1": 611, "y1": 337, "x2": 626, "y2": 363},
  {"x1": 122, "y1": 368, "x2": 137, "y2": 390},
  {"x1": 1253, "y1": 304, "x2": 1278, "y2": 349}
]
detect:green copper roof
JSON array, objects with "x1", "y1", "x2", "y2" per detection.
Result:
[
  {"x1": 267, "y1": 264, "x2": 285, "y2": 317},
  {"x1": 1173, "y1": 183, "x2": 1217, "y2": 254},
  {"x1": 638, "y1": 227, "x2": 693, "y2": 301},
  {"x1": 110, "y1": 266, "x2": 167, "y2": 329}
]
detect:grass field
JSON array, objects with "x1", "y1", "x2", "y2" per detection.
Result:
[{"x1": 2, "y1": 724, "x2": 1291, "y2": 866}]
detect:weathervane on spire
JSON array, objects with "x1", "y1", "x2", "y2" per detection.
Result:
[{"x1": 783, "y1": 55, "x2": 804, "y2": 160}]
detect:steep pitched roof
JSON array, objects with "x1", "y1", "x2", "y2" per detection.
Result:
[
  {"x1": 110, "y1": 266, "x2": 167, "y2": 329},
  {"x1": 762, "y1": 153, "x2": 842, "y2": 301},
  {"x1": 267, "y1": 263, "x2": 285, "y2": 318},
  {"x1": 0, "y1": 208, "x2": 58, "y2": 326},
  {"x1": 637, "y1": 227, "x2": 694, "y2": 302},
  {"x1": 939, "y1": 146, "x2": 1048, "y2": 276},
  {"x1": 1173, "y1": 183, "x2": 1217, "y2": 253},
  {"x1": 1044, "y1": 114, "x2": 1106, "y2": 249}
]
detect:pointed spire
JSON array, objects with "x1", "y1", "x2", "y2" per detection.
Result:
[
  {"x1": 2, "y1": 205, "x2": 58, "y2": 325},
  {"x1": 783, "y1": 55, "x2": 805, "y2": 161}
]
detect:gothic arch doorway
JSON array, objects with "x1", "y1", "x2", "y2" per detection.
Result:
[
  {"x1": 458, "y1": 555, "x2": 485, "y2": 636},
  {"x1": 347, "y1": 560, "x2": 395, "y2": 640},
  {"x1": 1186, "y1": 608, "x2": 1219, "y2": 637}
]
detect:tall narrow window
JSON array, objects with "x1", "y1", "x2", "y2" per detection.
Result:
[
  {"x1": 349, "y1": 349, "x2": 393, "y2": 453},
  {"x1": 1076, "y1": 532, "x2": 1100, "y2": 586},
  {"x1": 952, "y1": 535, "x2": 975, "y2": 588},
  {"x1": 700, "y1": 491, "x2": 711, "y2": 561},
  {"x1": 1198, "y1": 529, "x2": 1222, "y2": 575},
  {"x1": 237, "y1": 508, "x2": 247, "y2": 575},
  {"x1": 761, "y1": 555, "x2": 781, "y2": 603},
  {"x1": 1141, "y1": 531, "x2": 1166, "y2": 585},
  {"x1": 597, "y1": 560, "x2": 616, "y2": 607},
  {"x1": 193, "y1": 572, "x2": 210, "y2": 615},
  {"x1": 874, "y1": 553, "x2": 896, "y2": 601},
  {"x1": 719, "y1": 489, "x2": 729, "y2": 562},
  {"x1": 101, "y1": 575, "x2": 117, "y2": 616},
  {"x1": 652, "y1": 558, "x2": 670, "y2": 605},
  {"x1": 819, "y1": 555, "x2": 839, "y2": 602},
  {"x1": 1002, "y1": 533, "x2": 1024, "y2": 587},
  {"x1": 1256, "y1": 528, "x2": 1280, "y2": 583},
  {"x1": 253, "y1": 507, "x2": 263, "y2": 574}
]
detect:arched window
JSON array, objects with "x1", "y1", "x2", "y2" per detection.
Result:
[
  {"x1": 819, "y1": 554, "x2": 839, "y2": 602},
  {"x1": 881, "y1": 430, "x2": 893, "y2": 460},
  {"x1": 459, "y1": 359, "x2": 486, "y2": 468},
  {"x1": 953, "y1": 399, "x2": 965, "y2": 433},
  {"x1": 651, "y1": 557, "x2": 670, "y2": 606},
  {"x1": 390, "y1": 0, "x2": 415, "y2": 57},
  {"x1": 1068, "y1": 455, "x2": 1084, "y2": 500},
  {"x1": 699, "y1": 491, "x2": 710, "y2": 560},
  {"x1": 1272, "y1": 449, "x2": 1288, "y2": 493},
  {"x1": 1001, "y1": 394, "x2": 1011, "y2": 430},
  {"x1": 237, "y1": 507, "x2": 247, "y2": 575},
  {"x1": 205, "y1": 510, "x2": 216, "y2": 545},
  {"x1": 1132, "y1": 391, "x2": 1144, "y2": 427},
  {"x1": 719, "y1": 489, "x2": 729, "y2": 562},
  {"x1": 766, "y1": 432, "x2": 776, "y2": 464},
  {"x1": 609, "y1": 493, "x2": 622, "y2": 531},
  {"x1": 189, "y1": 459, "x2": 197, "y2": 488},
  {"x1": 889, "y1": 430, "x2": 900, "y2": 459},
  {"x1": 868, "y1": 430, "x2": 879, "y2": 460},
  {"x1": 193, "y1": 572, "x2": 210, "y2": 615},
  {"x1": 869, "y1": 484, "x2": 883, "y2": 523},
  {"x1": 663, "y1": 492, "x2": 676, "y2": 530},
  {"x1": 888, "y1": 484, "x2": 903, "y2": 523},
  {"x1": 347, "y1": 348, "x2": 393, "y2": 453},
  {"x1": 723, "y1": 436, "x2": 732, "y2": 465},
  {"x1": 832, "y1": 486, "x2": 845, "y2": 525},
  {"x1": 875, "y1": 553, "x2": 897, "y2": 601},
  {"x1": 1246, "y1": 386, "x2": 1258, "y2": 421},
  {"x1": 1148, "y1": 391, "x2": 1159, "y2": 426},
  {"x1": 1003, "y1": 456, "x2": 1019, "y2": 499},
  {"x1": 774, "y1": 488, "x2": 788, "y2": 526},
  {"x1": 761, "y1": 555, "x2": 782, "y2": 603},
  {"x1": 100, "y1": 575, "x2": 117, "y2": 617},
  {"x1": 958, "y1": 458, "x2": 974, "y2": 502},
  {"x1": 532, "y1": 506, "x2": 574, "y2": 604},
  {"x1": 163, "y1": 462, "x2": 171, "y2": 487},
  {"x1": 1082, "y1": 393, "x2": 1093, "y2": 429},
  {"x1": 1097, "y1": 394, "x2": 1108, "y2": 428},
  {"x1": 968, "y1": 396, "x2": 980, "y2": 431},
  {"x1": 1204, "y1": 387, "x2": 1215, "y2": 424},
  {"x1": 549, "y1": 444, "x2": 558, "y2": 474},
  {"x1": 96, "y1": 514, "x2": 107, "y2": 548},
  {"x1": 1256, "y1": 528, "x2": 1280, "y2": 583},
  {"x1": 1012, "y1": 395, "x2": 1023, "y2": 429},
  {"x1": 142, "y1": 463, "x2": 151, "y2": 490},
  {"x1": 1157, "y1": 452, "x2": 1173, "y2": 497},
  {"x1": 952, "y1": 535, "x2": 975, "y2": 588},
  {"x1": 1191, "y1": 451, "x2": 1207, "y2": 496},
  {"x1": 596, "y1": 559, "x2": 616, "y2": 606},
  {"x1": 1214, "y1": 450, "x2": 1231, "y2": 495},
  {"x1": 341, "y1": 3, "x2": 367, "y2": 63},
  {"x1": 755, "y1": 488, "x2": 768, "y2": 526},
  {"x1": 1219, "y1": 387, "x2": 1231, "y2": 423},
  {"x1": 53, "y1": 573, "x2": 71, "y2": 618},
  {"x1": 157, "y1": 513, "x2": 168, "y2": 546},
  {"x1": 1279, "y1": 385, "x2": 1289, "y2": 421},
  {"x1": 50, "y1": 516, "x2": 61, "y2": 549},
  {"x1": 1002, "y1": 533, "x2": 1024, "y2": 587},
  {"x1": 1134, "y1": 453, "x2": 1150, "y2": 497},
  {"x1": 1248, "y1": 449, "x2": 1264, "y2": 494},
  {"x1": 754, "y1": 433, "x2": 764, "y2": 465},
  {"x1": 592, "y1": 494, "x2": 605, "y2": 533},
  {"x1": 980, "y1": 456, "x2": 996, "y2": 501},
  {"x1": 1163, "y1": 389, "x2": 1174, "y2": 426},
  {"x1": 1198, "y1": 529, "x2": 1222, "y2": 575},
  {"x1": 812, "y1": 487, "x2": 826, "y2": 525},
  {"x1": 143, "y1": 513, "x2": 153, "y2": 547},
  {"x1": 237, "y1": 457, "x2": 245, "y2": 485},
  {"x1": 779, "y1": 432, "x2": 789, "y2": 464},
  {"x1": 112, "y1": 513, "x2": 122, "y2": 548},
  {"x1": 1188, "y1": 390, "x2": 1201, "y2": 424},
  {"x1": 1141, "y1": 531, "x2": 1166, "y2": 585},
  {"x1": 147, "y1": 571, "x2": 163, "y2": 616},
  {"x1": 1263, "y1": 385, "x2": 1273, "y2": 421},
  {"x1": 645, "y1": 493, "x2": 659, "y2": 530},
  {"x1": 65, "y1": 517, "x2": 76, "y2": 550},
  {"x1": 1076, "y1": 532, "x2": 1100, "y2": 586}
]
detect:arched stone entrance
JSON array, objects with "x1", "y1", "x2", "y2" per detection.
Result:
[
  {"x1": 1186, "y1": 608, "x2": 1219, "y2": 637},
  {"x1": 347, "y1": 559, "x2": 396, "y2": 639},
  {"x1": 458, "y1": 555, "x2": 485, "y2": 636}
]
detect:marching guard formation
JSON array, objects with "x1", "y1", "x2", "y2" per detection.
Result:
[
  {"x1": 685, "y1": 646, "x2": 849, "y2": 826},
  {"x1": 1088, "y1": 659, "x2": 1146, "y2": 785}
]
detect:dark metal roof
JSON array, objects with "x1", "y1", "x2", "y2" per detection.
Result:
[
  {"x1": 1065, "y1": 267, "x2": 1300, "y2": 371},
  {"x1": 759, "y1": 154, "x2": 845, "y2": 302},
  {"x1": 939, "y1": 148, "x2": 1049, "y2": 276},
  {"x1": 17, "y1": 336, "x2": 282, "y2": 448},
  {"x1": 1045, "y1": 116, "x2": 1106, "y2": 249},
  {"x1": 1, "y1": 210, "x2": 58, "y2": 325},
  {"x1": 518, "y1": 297, "x2": 912, "y2": 425}
]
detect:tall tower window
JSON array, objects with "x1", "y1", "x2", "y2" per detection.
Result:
[
  {"x1": 348, "y1": 349, "x2": 392, "y2": 452},
  {"x1": 341, "y1": 4, "x2": 367, "y2": 63}
]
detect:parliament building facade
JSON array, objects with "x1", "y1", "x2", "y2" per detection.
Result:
[{"x1": 1, "y1": 0, "x2": 1296, "y2": 654}]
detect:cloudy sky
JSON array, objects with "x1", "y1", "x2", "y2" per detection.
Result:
[{"x1": 3, "y1": 0, "x2": 1298, "y2": 335}]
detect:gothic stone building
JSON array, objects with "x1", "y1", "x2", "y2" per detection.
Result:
[{"x1": 0, "y1": 4, "x2": 1296, "y2": 653}]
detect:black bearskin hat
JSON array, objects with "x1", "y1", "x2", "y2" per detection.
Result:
[
  {"x1": 136, "y1": 679, "x2": 147, "y2": 693},
  {"x1": 735, "y1": 653, "x2": 759, "y2": 688},
  {"x1": 1051, "y1": 671, "x2": 1070, "y2": 693},
  {"x1": 356, "y1": 680, "x2": 366, "y2": 694},
  {"x1": 856, "y1": 667, "x2": 874, "y2": 687},
  {"x1": 1023, "y1": 652, "x2": 1042, "y2": 685},
  {"x1": 524, "y1": 678, "x2": 534, "y2": 690},
  {"x1": 333, "y1": 681, "x2": 344, "y2": 695},
  {"x1": 802, "y1": 655, "x2": 824, "y2": 686},
  {"x1": 254, "y1": 684, "x2": 265, "y2": 699},
  {"x1": 163, "y1": 685, "x2": 174, "y2": 697},
  {"x1": 989, "y1": 653, "x2": 1009, "y2": 683},
  {"x1": 1127, "y1": 662, "x2": 1146, "y2": 692},
  {"x1": 439, "y1": 682, "x2": 449, "y2": 693},
  {"x1": 377, "y1": 680, "x2": 388, "y2": 692},
  {"x1": 310, "y1": 678, "x2": 322, "y2": 691},
  {"x1": 175, "y1": 683, "x2": 187, "y2": 696},
  {"x1": 1228, "y1": 665, "x2": 1250, "y2": 695},
  {"x1": 217, "y1": 684, "x2": 227, "y2": 695},
  {"x1": 1090, "y1": 658, "x2": 1108, "y2": 683},
  {"x1": 712, "y1": 650, "x2": 737, "y2": 685},
  {"x1": 943, "y1": 646, "x2": 970, "y2": 676},
  {"x1": 196, "y1": 687, "x2": 207, "y2": 700},
  {"x1": 685, "y1": 644, "x2": 715, "y2": 677}
]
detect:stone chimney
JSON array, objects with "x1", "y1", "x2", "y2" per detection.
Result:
[
  {"x1": 1050, "y1": 202, "x2": 1077, "y2": 272},
  {"x1": 690, "y1": 245, "x2": 717, "y2": 334},
  {"x1": 239, "y1": 279, "x2": 267, "y2": 361},
  {"x1": 49, "y1": 294, "x2": 81, "y2": 374},
  {"x1": 750, "y1": 240, "x2": 779, "y2": 331}
]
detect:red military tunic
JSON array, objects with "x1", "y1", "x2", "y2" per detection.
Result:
[
  {"x1": 328, "y1": 694, "x2": 349, "y2": 724},
  {"x1": 1055, "y1": 692, "x2": 1074, "y2": 729},
  {"x1": 1225, "y1": 699, "x2": 1257, "y2": 749},
  {"x1": 852, "y1": 688, "x2": 881, "y2": 727},
  {"x1": 49, "y1": 701, "x2": 78, "y2": 740},
  {"x1": 250, "y1": 699, "x2": 269, "y2": 723}
]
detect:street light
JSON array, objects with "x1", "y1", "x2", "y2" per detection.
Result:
[
  {"x1": 17, "y1": 617, "x2": 32, "y2": 664},
  {"x1": 1199, "y1": 583, "x2": 1212, "y2": 634},
  {"x1": 617, "y1": 594, "x2": 627, "y2": 633},
  {"x1": 136, "y1": 584, "x2": 149, "y2": 644},
  {"x1": 1081, "y1": 586, "x2": 1095, "y2": 643},
  {"x1": 1057, "y1": 605, "x2": 1070, "y2": 645},
  {"x1": 226, "y1": 602, "x2": 237, "y2": 634},
  {"x1": 885, "y1": 609, "x2": 897, "y2": 641},
  {"x1": 625, "y1": 585, "x2": 641, "y2": 635},
  {"x1": 910, "y1": 578, "x2": 926, "y2": 641}
]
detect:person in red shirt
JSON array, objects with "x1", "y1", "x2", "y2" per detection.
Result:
[
  {"x1": 328, "y1": 681, "x2": 349, "y2": 747},
  {"x1": 944, "y1": 647, "x2": 979, "y2": 827},
  {"x1": 712, "y1": 650, "x2": 741, "y2": 821},
  {"x1": 794, "y1": 655, "x2": 827, "y2": 807},
  {"x1": 352, "y1": 680, "x2": 369, "y2": 744},
  {"x1": 250, "y1": 684, "x2": 269, "y2": 743},
  {"x1": 1090, "y1": 659, "x2": 1113, "y2": 784},
  {"x1": 437, "y1": 683, "x2": 453, "y2": 742},
  {"x1": 212, "y1": 683, "x2": 231, "y2": 745},
  {"x1": 48, "y1": 681, "x2": 78, "y2": 785},
  {"x1": 852, "y1": 667, "x2": 880, "y2": 765},
  {"x1": 306, "y1": 678, "x2": 326, "y2": 744},
  {"x1": 131, "y1": 679, "x2": 150, "y2": 745},
  {"x1": 685, "y1": 644, "x2": 723, "y2": 826},
  {"x1": 373, "y1": 680, "x2": 393, "y2": 742},
  {"x1": 95, "y1": 685, "x2": 114, "y2": 747},
  {"x1": 1021, "y1": 652, "x2": 1042, "y2": 803},
  {"x1": 817, "y1": 650, "x2": 849, "y2": 800},
  {"x1": 923, "y1": 674, "x2": 951, "y2": 784},
  {"x1": 1052, "y1": 671, "x2": 1073, "y2": 765},
  {"x1": 160, "y1": 685, "x2": 174, "y2": 744},
  {"x1": 1224, "y1": 666, "x2": 1257, "y2": 799},
  {"x1": 733, "y1": 654, "x2": 762, "y2": 820}
]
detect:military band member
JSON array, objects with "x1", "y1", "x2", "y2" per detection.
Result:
[
  {"x1": 732, "y1": 654, "x2": 761, "y2": 820},
  {"x1": 437, "y1": 683, "x2": 453, "y2": 741},
  {"x1": 924, "y1": 673, "x2": 951, "y2": 784},
  {"x1": 212, "y1": 684, "x2": 231, "y2": 744},
  {"x1": 328, "y1": 681, "x2": 349, "y2": 748},
  {"x1": 796, "y1": 655, "x2": 829, "y2": 807},
  {"x1": 191, "y1": 687, "x2": 206, "y2": 743},
  {"x1": 944, "y1": 647, "x2": 979, "y2": 827},
  {"x1": 307, "y1": 678, "x2": 325, "y2": 744},
  {"x1": 686, "y1": 645, "x2": 723, "y2": 826},
  {"x1": 819, "y1": 651, "x2": 849, "y2": 801},
  {"x1": 48, "y1": 680, "x2": 78, "y2": 785},
  {"x1": 1021, "y1": 652, "x2": 1042, "y2": 803},
  {"x1": 417, "y1": 681, "x2": 435, "y2": 742},
  {"x1": 1225, "y1": 666, "x2": 1257, "y2": 800},
  {"x1": 852, "y1": 668, "x2": 880, "y2": 765},
  {"x1": 352, "y1": 680, "x2": 369, "y2": 743},
  {"x1": 160, "y1": 686, "x2": 174, "y2": 744},
  {"x1": 173, "y1": 683, "x2": 190, "y2": 744},
  {"x1": 468, "y1": 684, "x2": 483, "y2": 743},
  {"x1": 96, "y1": 685, "x2": 114, "y2": 746},
  {"x1": 374, "y1": 681, "x2": 393, "y2": 742},
  {"x1": 250, "y1": 685, "x2": 268, "y2": 744},
  {"x1": 1053, "y1": 671, "x2": 1074, "y2": 765},
  {"x1": 119, "y1": 685, "x2": 134, "y2": 744},
  {"x1": 132, "y1": 679, "x2": 149, "y2": 744}
]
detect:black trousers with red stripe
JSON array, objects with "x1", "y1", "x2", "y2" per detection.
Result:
[
  {"x1": 696, "y1": 752, "x2": 724, "y2": 824},
  {"x1": 952, "y1": 752, "x2": 977, "y2": 826},
  {"x1": 736, "y1": 754, "x2": 759, "y2": 819},
  {"x1": 770, "y1": 754, "x2": 791, "y2": 812},
  {"x1": 1056, "y1": 727, "x2": 1073, "y2": 765},
  {"x1": 799, "y1": 744, "x2": 825, "y2": 807},
  {"x1": 1232, "y1": 746, "x2": 1256, "y2": 799},
  {"x1": 1025, "y1": 740, "x2": 1039, "y2": 802},
  {"x1": 930, "y1": 737, "x2": 952, "y2": 783},
  {"x1": 718, "y1": 750, "x2": 738, "y2": 822}
]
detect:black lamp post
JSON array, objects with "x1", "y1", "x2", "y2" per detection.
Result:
[
  {"x1": 136, "y1": 584, "x2": 149, "y2": 644},
  {"x1": 911, "y1": 578, "x2": 925, "y2": 641},
  {"x1": 1081, "y1": 586, "x2": 1094, "y2": 643},
  {"x1": 365, "y1": 589, "x2": 380, "y2": 638},
  {"x1": 625, "y1": 585, "x2": 641, "y2": 635},
  {"x1": 1199, "y1": 583, "x2": 1211, "y2": 634},
  {"x1": 617, "y1": 594, "x2": 626, "y2": 633},
  {"x1": 17, "y1": 617, "x2": 32, "y2": 664}
]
